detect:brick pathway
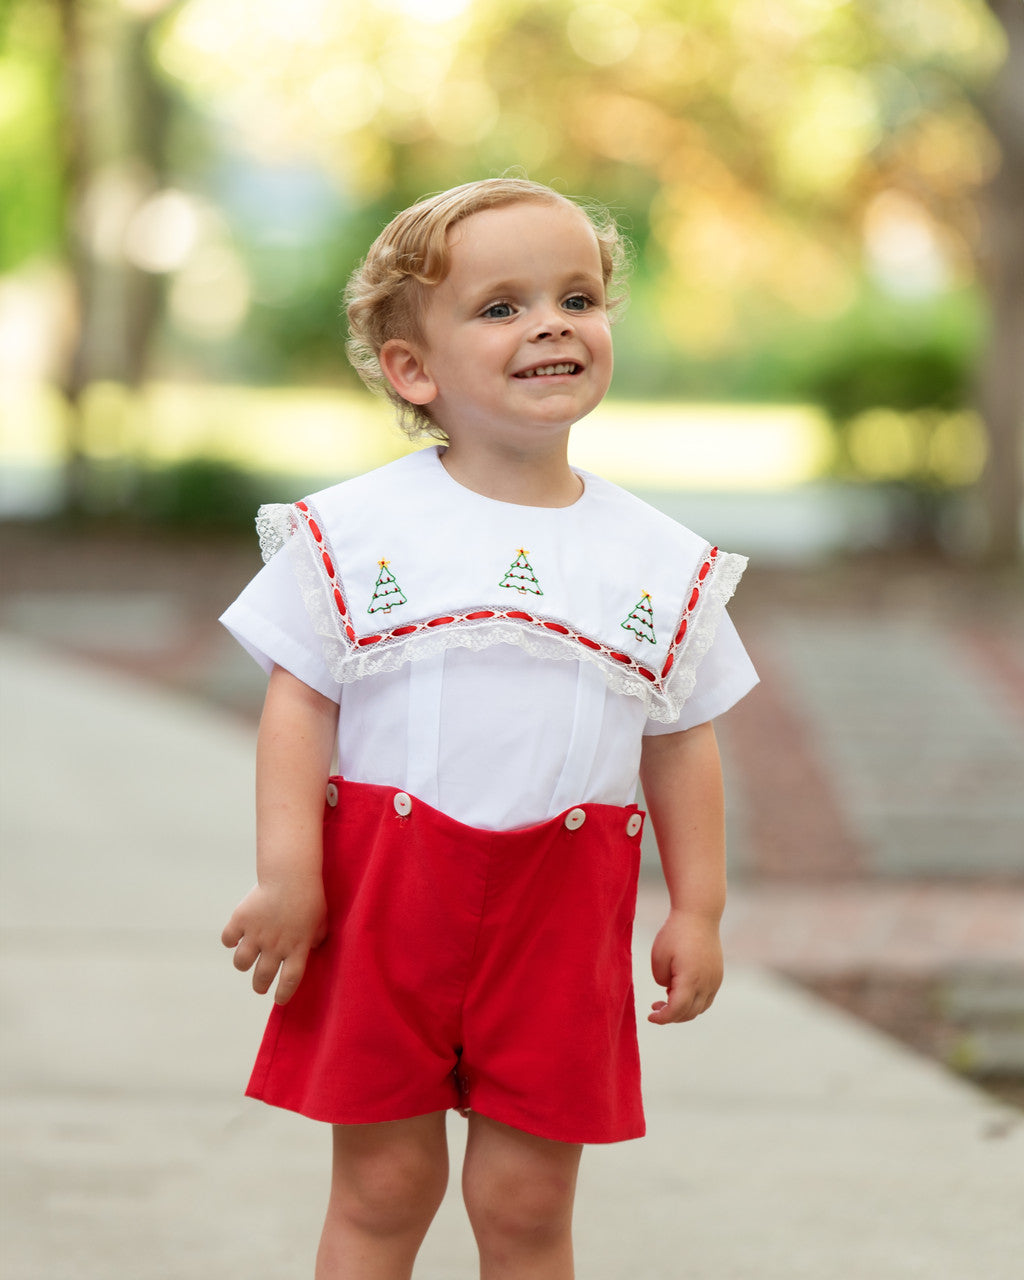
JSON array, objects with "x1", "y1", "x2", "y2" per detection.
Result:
[
  {"x1": 719, "y1": 568, "x2": 1024, "y2": 884},
  {"x1": 715, "y1": 883, "x2": 1024, "y2": 975}
]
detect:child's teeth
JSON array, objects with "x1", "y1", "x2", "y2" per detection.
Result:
[{"x1": 523, "y1": 364, "x2": 575, "y2": 377}]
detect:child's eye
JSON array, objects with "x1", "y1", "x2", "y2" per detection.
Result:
[
  {"x1": 563, "y1": 294, "x2": 594, "y2": 312},
  {"x1": 482, "y1": 301, "x2": 515, "y2": 319}
]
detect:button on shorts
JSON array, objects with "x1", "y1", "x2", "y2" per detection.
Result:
[{"x1": 246, "y1": 778, "x2": 646, "y2": 1144}]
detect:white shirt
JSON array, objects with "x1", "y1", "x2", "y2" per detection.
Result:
[{"x1": 221, "y1": 448, "x2": 758, "y2": 830}]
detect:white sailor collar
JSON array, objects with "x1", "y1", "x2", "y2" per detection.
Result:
[{"x1": 255, "y1": 446, "x2": 747, "y2": 722}]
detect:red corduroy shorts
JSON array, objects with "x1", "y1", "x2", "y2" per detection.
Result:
[{"x1": 246, "y1": 778, "x2": 646, "y2": 1144}]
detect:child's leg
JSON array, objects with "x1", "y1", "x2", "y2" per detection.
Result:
[
  {"x1": 315, "y1": 1112, "x2": 449, "y2": 1280},
  {"x1": 461, "y1": 1113, "x2": 583, "y2": 1280}
]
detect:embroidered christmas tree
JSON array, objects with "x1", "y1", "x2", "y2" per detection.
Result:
[
  {"x1": 367, "y1": 560, "x2": 407, "y2": 614},
  {"x1": 621, "y1": 592, "x2": 656, "y2": 644},
  {"x1": 499, "y1": 549, "x2": 543, "y2": 595}
]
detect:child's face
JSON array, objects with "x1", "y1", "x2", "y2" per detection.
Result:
[{"x1": 393, "y1": 200, "x2": 613, "y2": 448}]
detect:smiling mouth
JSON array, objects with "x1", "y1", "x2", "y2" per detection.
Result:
[{"x1": 514, "y1": 362, "x2": 582, "y2": 379}]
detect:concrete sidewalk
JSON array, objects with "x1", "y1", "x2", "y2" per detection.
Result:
[{"x1": 1, "y1": 635, "x2": 1022, "y2": 1279}]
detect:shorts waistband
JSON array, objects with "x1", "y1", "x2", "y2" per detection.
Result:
[{"x1": 322, "y1": 776, "x2": 646, "y2": 844}]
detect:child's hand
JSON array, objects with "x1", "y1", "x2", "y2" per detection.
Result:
[
  {"x1": 221, "y1": 878, "x2": 328, "y2": 1005},
  {"x1": 648, "y1": 909, "x2": 723, "y2": 1025}
]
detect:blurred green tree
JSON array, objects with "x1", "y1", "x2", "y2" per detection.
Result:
[
  {"x1": 151, "y1": 0, "x2": 1016, "y2": 553},
  {"x1": 0, "y1": 0, "x2": 1018, "y2": 555},
  {"x1": 0, "y1": 0, "x2": 178, "y2": 510}
]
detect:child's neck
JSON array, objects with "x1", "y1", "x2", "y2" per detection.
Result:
[{"x1": 439, "y1": 440, "x2": 583, "y2": 508}]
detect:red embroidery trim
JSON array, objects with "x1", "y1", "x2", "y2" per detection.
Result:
[{"x1": 290, "y1": 502, "x2": 719, "y2": 697}]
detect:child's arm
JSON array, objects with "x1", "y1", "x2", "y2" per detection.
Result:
[
  {"x1": 639, "y1": 720, "x2": 726, "y2": 1025},
  {"x1": 221, "y1": 665, "x2": 338, "y2": 1005}
]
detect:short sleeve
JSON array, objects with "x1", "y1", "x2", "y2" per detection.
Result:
[
  {"x1": 643, "y1": 610, "x2": 757, "y2": 735},
  {"x1": 219, "y1": 544, "x2": 342, "y2": 702}
]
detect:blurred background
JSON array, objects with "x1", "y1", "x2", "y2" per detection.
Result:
[
  {"x1": 1, "y1": 0, "x2": 1021, "y2": 556},
  {"x1": 1, "y1": 0, "x2": 1022, "y2": 1101}
]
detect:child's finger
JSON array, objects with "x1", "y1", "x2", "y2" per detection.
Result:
[
  {"x1": 648, "y1": 979, "x2": 701, "y2": 1024},
  {"x1": 273, "y1": 949, "x2": 310, "y2": 1006},
  {"x1": 221, "y1": 916, "x2": 243, "y2": 949},
  {"x1": 251, "y1": 950, "x2": 282, "y2": 996},
  {"x1": 230, "y1": 936, "x2": 259, "y2": 973},
  {"x1": 648, "y1": 1000, "x2": 679, "y2": 1024}
]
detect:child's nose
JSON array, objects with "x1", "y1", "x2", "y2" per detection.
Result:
[{"x1": 531, "y1": 307, "x2": 574, "y2": 340}]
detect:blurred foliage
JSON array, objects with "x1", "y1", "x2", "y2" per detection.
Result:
[
  {"x1": 0, "y1": 1, "x2": 64, "y2": 270},
  {"x1": 0, "y1": 0, "x2": 1011, "y2": 518},
  {"x1": 146, "y1": 0, "x2": 1003, "y2": 407},
  {"x1": 2, "y1": 0, "x2": 1003, "y2": 383},
  {"x1": 137, "y1": 456, "x2": 268, "y2": 528}
]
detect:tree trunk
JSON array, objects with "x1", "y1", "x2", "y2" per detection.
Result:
[
  {"x1": 121, "y1": 14, "x2": 169, "y2": 387},
  {"x1": 978, "y1": 0, "x2": 1024, "y2": 563},
  {"x1": 55, "y1": 0, "x2": 93, "y2": 515},
  {"x1": 53, "y1": 0, "x2": 169, "y2": 516}
]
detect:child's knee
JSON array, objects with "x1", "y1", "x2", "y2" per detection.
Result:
[
  {"x1": 464, "y1": 1150, "x2": 579, "y2": 1246},
  {"x1": 329, "y1": 1122, "x2": 448, "y2": 1238},
  {"x1": 469, "y1": 1178, "x2": 575, "y2": 1247}
]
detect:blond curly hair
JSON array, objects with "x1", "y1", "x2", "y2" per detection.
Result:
[{"x1": 344, "y1": 178, "x2": 629, "y2": 440}]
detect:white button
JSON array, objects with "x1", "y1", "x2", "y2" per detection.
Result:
[
  {"x1": 564, "y1": 807, "x2": 587, "y2": 831},
  {"x1": 393, "y1": 791, "x2": 412, "y2": 817},
  {"x1": 325, "y1": 782, "x2": 339, "y2": 808},
  {"x1": 626, "y1": 813, "x2": 643, "y2": 837}
]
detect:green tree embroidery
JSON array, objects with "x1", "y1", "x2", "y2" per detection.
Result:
[
  {"x1": 499, "y1": 548, "x2": 543, "y2": 595},
  {"x1": 621, "y1": 592, "x2": 656, "y2": 644},
  {"x1": 367, "y1": 560, "x2": 408, "y2": 614}
]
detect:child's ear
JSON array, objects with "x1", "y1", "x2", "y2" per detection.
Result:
[{"x1": 380, "y1": 339, "x2": 437, "y2": 406}]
